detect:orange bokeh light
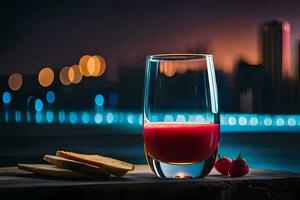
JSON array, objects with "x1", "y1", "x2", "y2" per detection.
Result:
[
  {"x1": 79, "y1": 55, "x2": 91, "y2": 77},
  {"x1": 8, "y1": 73, "x2": 23, "y2": 91},
  {"x1": 68, "y1": 64, "x2": 82, "y2": 84},
  {"x1": 38, "y1": 67, "x2": 54, "y2": 87},
  {"x1": 60, "y1": 66, "x2": 71, "y2": 85}
]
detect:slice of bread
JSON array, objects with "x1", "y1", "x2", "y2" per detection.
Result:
[
  {"x1": 56, "y1": 151, "x2": 135, "y2": 177},
  {"x1": 43, "y1": 155, "x2": 110, "y2": 177},
  {"x1": 18, "y1": 164, "x2": 94, "y2": 179}
]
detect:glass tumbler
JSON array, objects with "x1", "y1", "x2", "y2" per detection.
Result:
[{"x1": 143, "y1": 54, "x2": 219, "y2": 178}]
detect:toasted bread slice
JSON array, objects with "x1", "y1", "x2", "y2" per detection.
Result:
[
  {"x1": 18, "y1": 164, "x2": 94, "y2": 179},
  {"x1": 56, "y1": 151, "x2": 135, "y2": 177},
  {"x1": 43, "y1": 155, "x2": 110, "y2": 177}
]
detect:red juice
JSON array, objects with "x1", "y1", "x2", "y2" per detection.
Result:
[{"x1": 143, "y1": 123, "x2": 220, "y2": 164}]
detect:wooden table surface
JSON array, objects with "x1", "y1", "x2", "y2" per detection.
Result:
[{"x1": 1, "y1": 165, "x2": 300, "y2": 200}]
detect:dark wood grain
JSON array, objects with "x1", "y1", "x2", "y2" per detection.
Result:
[{"x1": 0, "y1": 165, "x2": 300, "y2": 200}]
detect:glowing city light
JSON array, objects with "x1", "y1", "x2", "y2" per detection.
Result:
[
  {"x1": 8, "y1": 73, "x2": 23, "y2": 91},
  {"x1": 38, "y1": 67, "x2": 54, "y2": 87},
  {"x1": 250, "y1": 117, "x2": 258, "y2": 126},
  {"x1": 35, "y1": 112, "x2": 43, "y2": 123},
  {"x1": 228, "y1": 117, "x2": 237, "y2": 126},
  {"x1": 128, "y1": 114, "x2": 135, "y2": 124},
  {"x1": 94, "y1": 55, "x2": 106, "y2": 77},
  {"x1": 276, "y1": 118, "x2": 284, "y2": 126},
  {"x1": 58, "y1": 111, "x2": 65, "y2": 123},
  {"x1": 69, "y1": 112, "x2": 77, "y2": 124},
  {"x1": 46, "y1": 111, "x2": 54, "y2": 123},
  {"x1": 60, "y1": 66, "x2": 72, "y2": 85},
  {"x1": 287, "y1": 118, "x2": 296, "y2": 126},
  {"x1": 94, "y1": 113, "x2": 103, "y2": 124},
  {"x1": 79, "y1": 55, "x2": 92, "y2": 77},
  {"x1": 34, "y1": 99, "x2": 44, "y2": 112},
  {"x1": 238, "y1": 116, "x2": 247, "y2": 125},
  {"x1": 264, "y1": 117, "x2": 272, "y2": 126},
  {"x1": 95, "y1": 94, "x2": 104, "y2": 106},
  {"x1": 2, "y1": 92, "x2": 11, "y2": 104},
  {"x1": 106, "y1": 112, "x2": 114, "y2": 124},
  {"x1": 82, "y1": 112, "x2": 90, "y2": 124},
  {"x1": 68, "y1": 64, "x2": 82, "y2": 84},
  {"x1": 108, "y1": 92, "x2": 118, "y2": 106},
  {"x1": 15, "y1": 111, "x2": 21, "y2": 122},
  {"x1": 46, "y1": 91, "x2": 55, "y2": 104}
]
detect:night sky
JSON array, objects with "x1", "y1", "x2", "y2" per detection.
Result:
[{"x1": 0, "y1": 0, "x2": 300, "y2": 81}]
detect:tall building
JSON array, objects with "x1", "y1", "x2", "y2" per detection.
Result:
[{"x1": 261, "y1": 20, "x2": 291, "y2": 88}]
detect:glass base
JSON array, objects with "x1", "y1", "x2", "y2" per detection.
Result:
[{"x1": 146, "y1": 148, "x2": 218, "y2": 178}]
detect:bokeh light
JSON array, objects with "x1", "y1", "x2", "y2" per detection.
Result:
[
  {"x1": 38, "y1": 67, "x2": 54, "y2": 87},
  {"x1": 79, "y1": 55, "x2": 92, "y2": 77},
  {"x1": 8, "y1": 73, "x2": 23, "y2": 91},
  {"x1": 58, "y1": 111, "x2": 65, "y2": 123},
  {"x1": 35, "y1": 112, "x2": 43, "y2": 123},
  {"x1": 46, "y1": 91, "x2": 55, "y2": 104},
  {"x1": 82, "y1": 112, "x2": 90, "y2": 124},
  {"x1": 60, "y1": 66, "x2": 71, "y2": 85},
  {"x1": 93, "y1": 55, "x2": 106, "y2": 77},
  {"x1": 87, "y1": 56, "x2": 100, "y2": 76},
  {"x1": 264, "y1": 117, "x2": 272, "y2": 126},
  {"x1": 69, "y1": 112, "x2": 77, "y2": 124},
  {"x1": 46, "y1": 111, "x2": 54, "y2": 123},
  {"x1": 94, "y1": 113, "x2": 103, "y2": 124},
  {"x1": 106, "y1": 112, "x2": 114, "y2": 124},
  {"x1": 95, "y1": 94, "x2": 104, "y2": 106},
  {"x1": 68, "y1": 64, "x2": 82, "y2": 84},
  {"x1": 2, "y1": 92, "x2": 11, "y2": 104},
  {"x1": 238, "y1": 116, "x2": 247, "y2": 125},
  {"x1": 228, "y1": 116, "x2": 237, "y2": 125},
  {"x1": 15, "y1": 111, "x2": 21, "y2": 122},
  {"x1": 250, "y1": 117, "x2": 258, "y2": 126},
  {"x1": 34, "y1": 99, "x2": 44, "y2": 112},
  {"x1": 108, "y1": 92, "x2": 118, "y2": 106}
]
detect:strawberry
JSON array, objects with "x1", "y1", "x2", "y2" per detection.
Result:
[
  {"x1": 214, "y1": 154, "x2": 232, "y2": 175},
  {"x1": 229, "y1": 153, "x2": 249, "y2": 177}
]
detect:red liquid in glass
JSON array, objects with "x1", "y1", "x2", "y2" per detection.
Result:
[{"x1": 143, "y1": 123, "x2": 219, "y2": 164}]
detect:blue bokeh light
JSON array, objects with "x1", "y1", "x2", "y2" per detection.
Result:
[
  {"x1": 94, "y1": 113, "x2": 103, "y2": 124},
  {"x1": 58, "y1": 111, "x2": 65, "y2": 123},
  {"x1": 35, "y1": 112, "x2": 43, "y2": 123},
  {"x1": 46, "y1": 91, "x2": 55, "y2": 104},
  {"x1": 106, "y1": 112, "x2": 114, "y2": 124},
  {"x1": 46, "y1": 111, "x2": 54, "y2": 123},
  {"x1": 108, "y1": 92, "x2": 118, "y2": 106},
  {"x1": 238, "y1": 116, "x2": 247, "y2": 126},
  {"x1": 95, "y1": 94, "x2": 104, "y2": 106},
  {"x1": 15, "y1": 111, "x2": 21, "y2": 122},
  {"x1": 35, "y1": 99, "x2": 44, "y2": 112},
  {"x1": 69, "y1": 112, "x2": 77, "y2": 124},
  {"x1": 127, "y1": 114, "x2": 134, "y2": 124},
  {"x1": 2, "y1": 92, "x2": 11, "y2": 104},
  {"x1": 138, "y1": 114, "x2": 143, "y2": 125},
  {"x1": 82, "y1": 112, "x2": 90, "y2": 124}
]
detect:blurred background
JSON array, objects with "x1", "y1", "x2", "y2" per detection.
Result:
[{"x1": 0, "y1": 0, "x2": 300, "y2": 173}]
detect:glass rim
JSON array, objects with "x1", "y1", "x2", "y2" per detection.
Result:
[{"x1": 147, "y1": 53, "x2": 213, "y2": 62}]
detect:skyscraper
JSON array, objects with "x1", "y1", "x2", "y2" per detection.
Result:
[{"x1": 261, "y1": 20, "x2": 291, "y2": 88}]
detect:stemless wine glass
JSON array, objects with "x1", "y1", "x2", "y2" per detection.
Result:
[{"x1": 143, "y1": 54, "x2": 219, "y2": 178}]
